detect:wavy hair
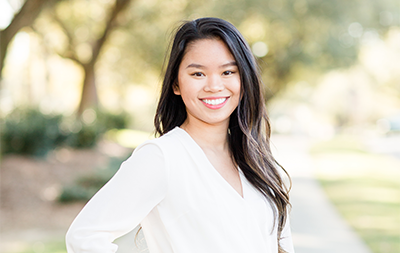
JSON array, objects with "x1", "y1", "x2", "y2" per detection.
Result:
[{"x1": 154, "y1": 17, "x2": 291, "y2": 252}]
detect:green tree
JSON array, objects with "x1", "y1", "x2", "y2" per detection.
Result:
[
  {"x1": 0, "y1": 0, "x2": 59, "y2": 158},
  {"x1": 0, "y1": 0, "x2": 60, "y2": 83},
  {"x1": 111, "y1": 0, "x2": 398, "y2": 100},
  {"x1": 43, "y1": 0, "x2": 132, "y2": 116},
  {"x1": 3, "y1": 0, "x2": 398, "y2": 116}
]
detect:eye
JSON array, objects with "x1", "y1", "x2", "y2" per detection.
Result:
[
  {"x1": 222, "y1": 70, "x2": 234, "y2": 76},
  {"x1": 191, "y1": 72, "x2": 205, "y2": 77}
]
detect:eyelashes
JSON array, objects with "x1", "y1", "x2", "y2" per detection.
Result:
[
  {"x1": 190, "y1": 70, "x2": 236, "y2": 77},
  {"x1": 222, "y1": 70, "x2": 235, "y2": 75},
  {"x1": 191, "y1": 72, "x2": 205, "y2": 77}
]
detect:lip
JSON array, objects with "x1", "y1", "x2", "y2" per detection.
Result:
[{"x1": 200, "y1": 96, "x2": 229, "y2": 110}]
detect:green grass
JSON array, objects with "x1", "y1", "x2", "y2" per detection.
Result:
[
  {"x1": 4, "y1": 239, "x2": 67, "y2": 253},
  {"x1": 310, "y1": 137, "x2": 400, "y2": 253}
]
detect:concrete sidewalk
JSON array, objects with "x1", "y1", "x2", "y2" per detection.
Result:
[
  {"x1": 115, "y1": 135, "x2": 372, "y2": 253},
  {"x1": 271, "y1": 135, "x2": 372, "y2": 253}
]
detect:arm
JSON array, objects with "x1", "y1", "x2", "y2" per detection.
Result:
[
  {"x1": 66, "y1": 143, "x2": 168, "y2": 253},
  {"x1": 280, "y1": 215, "x2": 295, "y2": 253}
]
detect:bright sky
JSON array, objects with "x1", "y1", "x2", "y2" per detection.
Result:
[
  {"x1": 0, "y1": 0, "x2": 22, "y2": 29},
  {"x1": 0, "y1": 0, "x2": 13, "y2": 29}
]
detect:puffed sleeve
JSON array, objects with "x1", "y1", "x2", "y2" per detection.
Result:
[
  {"x1": 66, "y1": 142, "x2": 168, "y2": 253},
  {"x1": 280, "y1": 215, "x2": 295, "y2": 253}
]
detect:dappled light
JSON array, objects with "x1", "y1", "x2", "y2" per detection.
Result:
[{"x1": 1, "y1": 0, "x2": 399, "y2": 252}]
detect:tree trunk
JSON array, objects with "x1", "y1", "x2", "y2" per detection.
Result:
[
  {"x1": 0, "y1": 32, "x2": 9, "y2": 80},
  {"x1": 77, "y1": 63, "x2": 98, "y2": 116},
  {"x1": 0, "y1": 0, "x2": 58, "y2": 159},
  {"x1": 75, "y1": 0, "x2": 132, "y2": 116},
  {"x1": 0, "y1": 0, "x2": 59, "y2": 82}
]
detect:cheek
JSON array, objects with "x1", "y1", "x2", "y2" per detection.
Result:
[
  {"x1": 178, "y1": 76, "x2": 198, "y2": 97},
  {"x1": 233, "y1": 79, "x2": 242, "y2": 105},
  {"x1": 236, "y1": 81, "x2": 241, "y2": 94},
  {"x1": 233, "y1": 78, "x2": 241, "y2": 97},
  {"x1": 176, "y1": 73, "x2": 191, "y2": 96}
]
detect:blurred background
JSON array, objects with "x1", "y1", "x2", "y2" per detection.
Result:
[{"x1": 0, "y1": 0, "x2": 399, "y2": 252}]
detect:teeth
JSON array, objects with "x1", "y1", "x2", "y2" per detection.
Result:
[{"x1": 202, "y1": 98, "x2": 227, "y2": 105}]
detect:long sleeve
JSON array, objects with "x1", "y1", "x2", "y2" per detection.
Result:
[
  {"x1": 66, "y1": 142, "x2": 168, "y2": 253},
  {"x1": 280, "y1": 215, "x2": 295, "y2": 253}
]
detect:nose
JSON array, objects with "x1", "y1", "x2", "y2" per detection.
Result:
[{"x1": 204, "y1": 74, "x2": 224, "y2": 92}]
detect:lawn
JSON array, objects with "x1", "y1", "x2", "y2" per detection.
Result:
[
  {"x1": 4, "y1": 240, "x2": 67, "y2": 253},
  {"x1": 310, "y1": 136, "x2": 400, "y2": 253}
]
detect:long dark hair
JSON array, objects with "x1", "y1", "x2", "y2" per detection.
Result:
[{"x1": 154, "y1": 17, "x2": 291, "y2": 252}]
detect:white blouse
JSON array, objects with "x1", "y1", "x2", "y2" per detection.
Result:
[{"x1": 66, "y1": 127, "x2": 294, "y2": 253}]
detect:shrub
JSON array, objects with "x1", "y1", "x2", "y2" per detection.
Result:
[
  {"x1": 1, "y1": 108, "x2": 131, "y2": 156},
  {"x1": 58, "y1": 156, "x2": 127, "y2": 203},
  {"x1": 1, "y1": 108, "x2": 68, "y2": 157},
  {"x1": 65, "y1": 109, "x2": 130, "y2": 148},
  {"x1": 64, "y1": 122, "x2": 100, "y2": 148},
  {"x1": 97, "y1": 110, "x2": 130, "y2": 131}
]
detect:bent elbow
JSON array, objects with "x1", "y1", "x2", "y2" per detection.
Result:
[
  {"x1": 65, "y1": 226, "x2": 79, "y2": 253},
  {"x1": 65, "y1": 226, "x2": 118, "y2": 253}
]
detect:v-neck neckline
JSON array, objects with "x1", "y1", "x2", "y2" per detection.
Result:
[{"x1": 175, "y1": 127, "x2": 246, "y2": 200}]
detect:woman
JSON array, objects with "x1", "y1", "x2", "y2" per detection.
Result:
[{"x1": 66, "y1": 17, "x2": 294, "y2": 253}]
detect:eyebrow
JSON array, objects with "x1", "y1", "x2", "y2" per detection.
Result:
[
  {"x1": 186, "y1": 61, "x2": 237, "y2": 69},
  {"x1": 186, "y1": 63, "x2": 205, "y2": 69},
  {"x1": 221, "y1": 61, "x2": 237, "y2": 68}
]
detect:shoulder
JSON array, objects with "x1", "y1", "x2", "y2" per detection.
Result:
[
  {"x1": 119, "y1": 130, "x2": 184, "y2": 183},
  {"x1": 132, "y1": 127, "x2": 185, "y2": 162},
  {"x1": 137, "y1": 127, "x2": 184, "y2": 151}
]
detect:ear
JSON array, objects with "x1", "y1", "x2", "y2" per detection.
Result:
[{"x1": 173, "y1": 82, "x2": 181, "y2": 95}]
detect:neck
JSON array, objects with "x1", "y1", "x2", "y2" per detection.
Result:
[{"x1": 180, "y1": 120, "x2": 229, "y2": 152}]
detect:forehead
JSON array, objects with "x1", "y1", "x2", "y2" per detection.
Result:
[{"x1": 182, "y1": 38, "x2": 235, "y2": 63}]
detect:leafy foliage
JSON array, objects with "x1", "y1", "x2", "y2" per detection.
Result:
[
  {"x1": 1, "y1": 0, "x2": 398, "y2": 124},
  {"x1": 1, "y1": 108, "x2": 67, "y2": 157},
  {"x1": 58, "y1": 156, "x2": 128, "y2": 202},
  {"x1": 64, "y1": 110, "x2": 130, "y2": 148},
  {"x1": 112, "y1": 0, "x2": 399, "y2": 99},
  {"x1": 97, "y1": 110, "x2": 130, "y2": 131},
  {"x1": 64, "y1": 122, "x2": 100, "y2": 148},
  {"x1": 1, "y1": 108, "x2": 130, "y2": 156}
]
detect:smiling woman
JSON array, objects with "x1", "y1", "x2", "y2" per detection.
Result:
[
  {"x1": 66, "y1": 17, "x2": 294, "y2": 253},
  {"x1": 174, "y1": 39, "x2": 241, "y2": 127}
]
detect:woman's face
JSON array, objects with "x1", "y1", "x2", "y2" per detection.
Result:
[{"x1": 174, "y1": 38, "x2": 241, "y2": 128}]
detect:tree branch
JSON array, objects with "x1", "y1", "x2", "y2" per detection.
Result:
[
  {"x1": 91, "y1": 0, "x2": 131, "y2": 63},
  {"x1": 2, "y1": 0, "x2": 49, "y2": 42},
  {"x1": 49, "y1": 12, "x2": 82, "y2": 65},
  {"x1": 1, "y1": 0, "x2": 61, "y2": 78},
  {"x1": 57, "y1": 51, "x2": 81, "y2": 65},
  {"x1": 30, "y1": 23, "x2": 81, "y2": 65}
]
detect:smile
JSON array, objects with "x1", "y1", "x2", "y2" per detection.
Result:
[
  {"x1": 200, "y1": 97, "x2": 229, "y2": 109},
  {"x1": 201, "y1": 98, "x2": 227, "y2": 105}
]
